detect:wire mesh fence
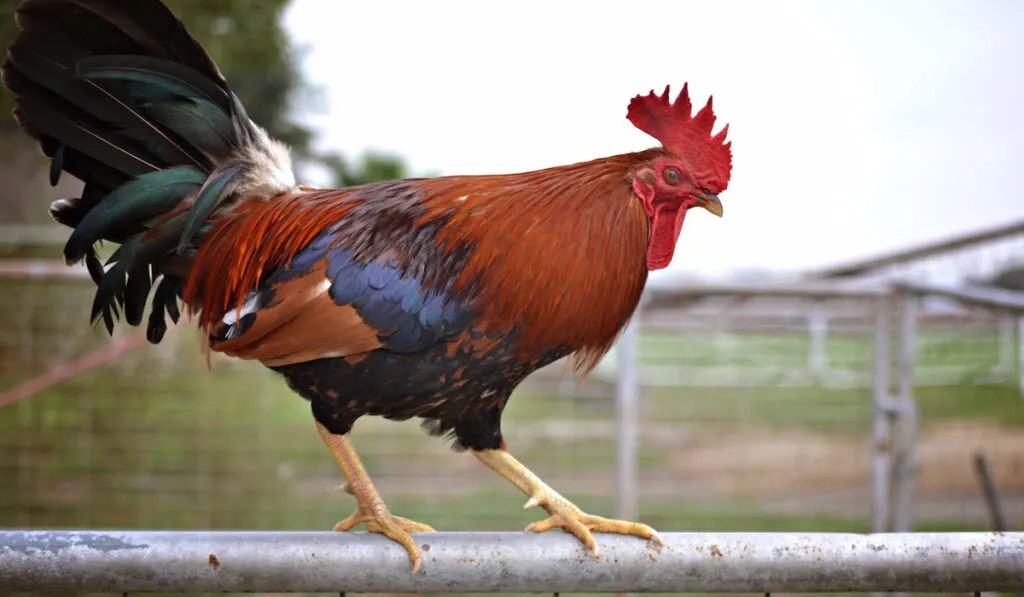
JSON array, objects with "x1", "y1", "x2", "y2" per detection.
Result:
[{"x1": 1, "y1": 264, "x2": 1022, "y2": 596}]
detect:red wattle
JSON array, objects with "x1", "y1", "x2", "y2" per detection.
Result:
[{"x1": 646, "y1": 205, "x2": 687, "y2": 270}]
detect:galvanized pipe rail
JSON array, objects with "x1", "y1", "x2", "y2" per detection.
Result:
[{"x1": 1, "y1": 530, "x2": 1022, "y2": 593}]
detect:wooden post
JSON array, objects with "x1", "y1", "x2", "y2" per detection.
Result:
[
  {"x1": 1017, "y1": 316, "x2": 1024, "y2": 398},
  {"x1": 808, "y1": 301, "x2": 829, "y2": 381},
  {"x1": 891, "y1": 293, "x2": 919, "y2": 534},
  {"x1": 996, "y1": 314, "x2": 1016, "y2": 380},
  {"x1": 871, "y1": 294, "x2": 893, "y2": 535}
]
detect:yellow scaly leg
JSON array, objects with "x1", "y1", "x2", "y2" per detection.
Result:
[{"x1": 316, "y1": 421, "x2": 435, "y2": 573}]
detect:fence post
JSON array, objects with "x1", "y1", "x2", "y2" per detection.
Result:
[
  {"x1": 1018, "y1": 315, "x2": 1024, "y2": 398},
  {"x1": 871, "y1": 294, "x2": 892, "y2": 534},
  {"x1": 808, "y1": 300, "x2": 829, "y2": 381},
  {"x1": 991, "y1": 313, "x2": 1017, "y2": 382},
  {"x1": 615, "y1": 312, "x2": 641, "y2": 525},
  {"x1": 869, "y1": 293, "x2": 897, "y2": 597},
  {"x1": 890, "y1": 292, "x2": 919, "y2": 536}
]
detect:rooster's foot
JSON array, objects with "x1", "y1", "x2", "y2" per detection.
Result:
[
  {"x1": 522, "y1": 488, "x2": 663, "y2": 556},
  {"x1": 333, "y1": 484, "x2": 435, "y2": 573},
  {"x1": 471, "y1": 447, "x2": 662, "y2": 557}
]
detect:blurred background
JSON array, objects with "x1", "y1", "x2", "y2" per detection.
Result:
[{"x1": 1, "y1": 0, "x2": 1023, "y2": 596}]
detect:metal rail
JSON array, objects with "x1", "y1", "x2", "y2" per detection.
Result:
[
  {"x1": 643, "y1": 280, "x2": 886, "y2": 311},
  {"x1": 0, "y1": 531, "x2": 1022, "y2": 593},
  {"x1": 808, "y1": 217, "x2": 1024, "y2": 279},
  {"x1": 895, "y1": 280, "x2": 1024, "y2": 313}
]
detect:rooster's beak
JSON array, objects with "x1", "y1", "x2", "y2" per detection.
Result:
[{"x1": 697, "y1": 193, "x2": 723, "y2": 218}]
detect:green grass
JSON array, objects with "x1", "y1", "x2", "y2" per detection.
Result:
[
  {"x1": 633, "y1": 381, "x2": 1024, "y2": 435},
  {"x1": 916, "y1": 382, "x2": 1024, "y2": 425}
]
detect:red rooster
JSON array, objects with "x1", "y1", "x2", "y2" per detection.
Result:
[{"x1": 2, "y1": 0, "x2": 731, "y2": 572}]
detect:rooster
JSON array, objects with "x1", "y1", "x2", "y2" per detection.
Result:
[{"x1": 2, "y1": 0, "x2": 731, "y2": 573}]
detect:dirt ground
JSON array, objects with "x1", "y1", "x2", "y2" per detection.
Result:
[{"x1": 665, "y1": 420, "x2": 1024, "y2": 522}]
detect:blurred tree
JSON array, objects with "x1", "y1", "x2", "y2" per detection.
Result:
[
  {"x1": 162, "y1": 0, "x2": 321, "y2": 162},
  {"x1": 316, "y1": 150, "x2": 418, "y2": 187},
  {"x1": 987, "y1": 265, "x2": 1024, "y2": 291}
]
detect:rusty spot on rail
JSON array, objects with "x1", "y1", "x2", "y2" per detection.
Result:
[
  {"x1": 710, "y1": 544, "x2": 724, "y2": 558},
  {"x1": 422, "y1": 543, "x2": 431, "y2": 552},
  {"x1": 208, "y1": 554, "x2": 220, "y2": 570}
]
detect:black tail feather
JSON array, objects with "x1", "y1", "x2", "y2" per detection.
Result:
[{"x1": 1, "y1": 0, "x2": 287, "y2": 340}]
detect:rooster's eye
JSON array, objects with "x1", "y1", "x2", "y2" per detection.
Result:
[{"x1": 663, "y1": 167, "x2": 681, "y2": 185}]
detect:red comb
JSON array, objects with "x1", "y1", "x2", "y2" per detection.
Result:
[{"x1": 626, "y1": 83, "x2": 732, "y2": 194}]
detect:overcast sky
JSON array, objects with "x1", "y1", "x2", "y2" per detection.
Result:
[{"x1": 285, "y1": 0, "x2": 1024, "y2": 279}]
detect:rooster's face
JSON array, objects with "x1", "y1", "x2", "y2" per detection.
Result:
[
  {"x1": 630, "y1": 155, "x2": 723, "y2": 270},
  {"x1": 625, "y1": 83, "x2": 731, "y2": 271}
]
